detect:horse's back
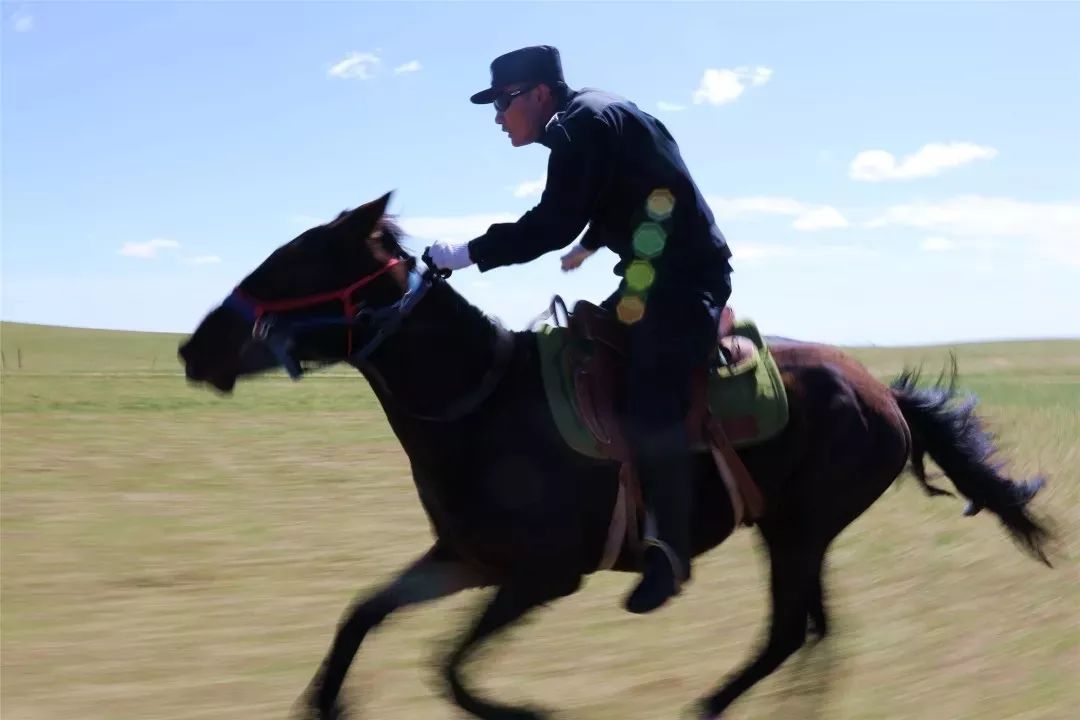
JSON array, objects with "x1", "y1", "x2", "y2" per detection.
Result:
[
  {"x1": 767, "y1": 338, "x2": 912, "y2": 490},
  {"x1": 768, "y1": 338, "x2": 897, "y2": 411}
]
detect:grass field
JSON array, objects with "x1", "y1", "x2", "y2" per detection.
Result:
[{"x1": 2, "y1": 320, "x2": 1078, "y2": 720}]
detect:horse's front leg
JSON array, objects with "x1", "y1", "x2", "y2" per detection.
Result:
[
  {"x1": 444, "y1": 572, "x2": 582, "y2": 720},
  {"x1": 299, "y1": 543, "x2": 488, "y2": 719}
]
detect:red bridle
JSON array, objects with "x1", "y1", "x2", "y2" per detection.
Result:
[{"x1": 227, "y1": 257, "x2": 404, "y2": 356}]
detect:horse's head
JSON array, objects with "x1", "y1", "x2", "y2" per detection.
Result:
[{"x1": 178, "y1": 191, "x2": 418, "y2": 393}]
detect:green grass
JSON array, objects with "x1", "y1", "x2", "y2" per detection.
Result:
[{"x1": 2, "y1": 321, "x2": 1078, "y2": 720}]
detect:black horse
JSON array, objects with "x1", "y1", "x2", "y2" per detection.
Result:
[{"x1": 178, "y1": 193, "x2": 1052, "y2": 719}]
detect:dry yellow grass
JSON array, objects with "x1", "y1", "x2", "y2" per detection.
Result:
[{"x1": 2, "y1": 323, "x2": 1077, "y2": 719}]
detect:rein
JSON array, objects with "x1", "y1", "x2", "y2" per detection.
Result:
[{"x1": 360, "y1": 323, "x2": 516, "y2": 423}]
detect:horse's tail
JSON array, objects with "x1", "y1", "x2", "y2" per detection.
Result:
[{"x1": 889, "y1": 358, "x2": 1053, "y2": 567}]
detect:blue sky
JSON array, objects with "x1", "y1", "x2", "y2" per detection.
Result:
[{"x1": 3, "y1": 2, "x2": 1078, "y2": 345}]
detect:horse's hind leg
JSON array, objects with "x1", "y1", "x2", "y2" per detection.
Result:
[
  {"x1": 806, "y1": 551, "x2": 829, "y2": 640},
  {"x1": 698, "y1": 527, "x2": 827, "y2": 719},
  {"x1": 444, "y1": 573, "x2": 581, "y2": 720},
  {"x1": 300, "y1": 543, "x2": 486, "y2": 720}
]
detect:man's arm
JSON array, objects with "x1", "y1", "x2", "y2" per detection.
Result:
[
  {"x1": 468, "y1": 115, "x2": 614, "y2": 272},
  {"x1": 579, "y1": 223, "x2": 606, "y2": 251}
]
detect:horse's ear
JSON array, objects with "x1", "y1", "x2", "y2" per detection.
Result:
[
  {"x1": 369, "y1": 189, "x2": 395, "y2": 215},
  {"x1": 345, "y1": 191, "x2": 394, "y2": 233},
  {"x1": 366, "y1": 190, "x2": 393, "y2": 218}
]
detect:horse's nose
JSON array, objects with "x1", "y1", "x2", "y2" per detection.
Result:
[{"x1": 178, "y1": 342, "x2": 202, "y2": 381}]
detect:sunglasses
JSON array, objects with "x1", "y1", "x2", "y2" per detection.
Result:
[{"x1": 494, "y1": 84, "x2": 537, "y2": 112}]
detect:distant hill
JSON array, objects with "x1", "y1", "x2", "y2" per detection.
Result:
[
  {"x1": 1, "y1": 322, "x2": 187, "y2": 375},
  {"x1": 2, "y1": 320, "x2": 1077, "y2": 378}
]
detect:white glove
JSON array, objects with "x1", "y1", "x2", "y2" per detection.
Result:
[
  {"x1": 560, "y1": 242, "x2": 595, "y2": 271},
  {"x1": 428, "y1": 239, "x2": 474, "y2": 271}
]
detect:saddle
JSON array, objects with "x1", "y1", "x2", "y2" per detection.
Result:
[{"x1": 561, "y1": 300, "x2": 767, "y2": 563}]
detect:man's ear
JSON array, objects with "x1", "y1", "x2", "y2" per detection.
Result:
[{"x1": 535, "y1": 83, "x2": 553, "y2": 104}]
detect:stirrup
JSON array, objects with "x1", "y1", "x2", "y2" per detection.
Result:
[{"x1": 641, "y1": 512, "x2": 687, "y2": 587}]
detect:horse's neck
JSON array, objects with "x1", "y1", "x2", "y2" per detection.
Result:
[{"x1": 358, "y1": 279, "x2": 504, "y2": 426}]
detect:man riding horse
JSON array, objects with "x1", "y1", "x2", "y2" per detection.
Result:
[{"x1": 428, "y1": 45, "x2": 735, "y2": 614}]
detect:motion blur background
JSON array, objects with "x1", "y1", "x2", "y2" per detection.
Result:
[{"x1": 3, "y1": 3, "x2": 1077, "y2": 719}]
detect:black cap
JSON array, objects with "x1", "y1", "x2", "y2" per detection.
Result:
[{"x1": 469, "y1": 45, "x2": 565, "y2": 104}]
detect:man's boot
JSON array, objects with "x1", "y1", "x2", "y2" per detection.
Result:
[{"x1": 623, "y1": 448, "x2": 694, "y2": 614}]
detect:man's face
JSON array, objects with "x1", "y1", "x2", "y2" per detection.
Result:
[{"x1": 494, "y1": 83, "x2": 545, "y2": 147}]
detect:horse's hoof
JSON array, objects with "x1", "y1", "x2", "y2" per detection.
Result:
[
  {"x1": 808, "y1": 616, "x2": 830, "y2": 642},
  {"x1": 291, "y1": 690, "x2": 346, "y2": 720},
  {"x1": 317, "y1": 705, "x2": 346, "y2": 720},
  {"x1": 691, "y1": 697, "x2": 725, "y2": 720},
  {"x1": 502, "y1": 707, "x2": 548, "y2": 720}
]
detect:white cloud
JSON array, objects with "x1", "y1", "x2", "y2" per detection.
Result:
[
  {"x1": 707, "y1": 196, "x2": 807, "y2": 217},
  {"x1": 657, "y1": 101, "x2": 686, "y2": 112},
  {"x1": 12, "y1": 11, "x2": 33, "y2": 32},
  {"x1": 118, "y1": 238, "x2": 180, "y2": 259},
  {"x1": 394, "y1": 60, "x2": 422, "y2": 74},
  {"x1": 185, "y1": 255, "x2": 222, "y2": 265},
  {"x1": 869, "y1": 195, "x2": 1080, "y2": 266},
  {"x1": 748, "y1": 67, "x2": 773, "y2": 86},
  {"x1": 693, "y1": 70, "x2": 743, "y2": 106},
  {"x1": 692, "y1": 66, "x2": 773, "y2": 106},
  {"x1": 849, "y1": 142, "x2": 998, "y2": 182},
  {"x1": 868, "y1": 195, "x2": 1077, "y2": 237},
  {"x1": 399, "y1": 213, "x2": 519, "y2": 244},
  {"x1": 329, "y1": 52, "x2": 380, "y2": 80},
  {"x1": 921, "y1": 236, "x2": 956, "y2": 252},
  {"x1": 117, "y1": 239, "x2": 223, "y2": 264},
  {"x1": 732, "y1": 243, "x2": 795, "y2": 263},
  {"x1": 513, "y1": 176, "x2": 546, "y2": 198},
  {"x1": 791, "y1": 206, "x2": 850, "y2": 231},
  {"x1": 729, "y1": 241, "x2": 875, "y2": 265},
  {"x1": 707, "y1": 195, "x2": 849, "y2": 232}
]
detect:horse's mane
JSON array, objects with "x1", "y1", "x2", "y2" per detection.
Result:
[
  {"x1": 378, "y1": 214, "x2": 532, "y2": 338},
  {"x1": 378, "y1": 215, "x2": 408, "y2": 253}
]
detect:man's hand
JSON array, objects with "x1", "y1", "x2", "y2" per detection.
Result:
[
  {"x1": 560, "y1": 242, "x2": 595, "y2": 272},
  {"x1": 428, "y1": 240, "x2": 475, "y2": 271}
]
